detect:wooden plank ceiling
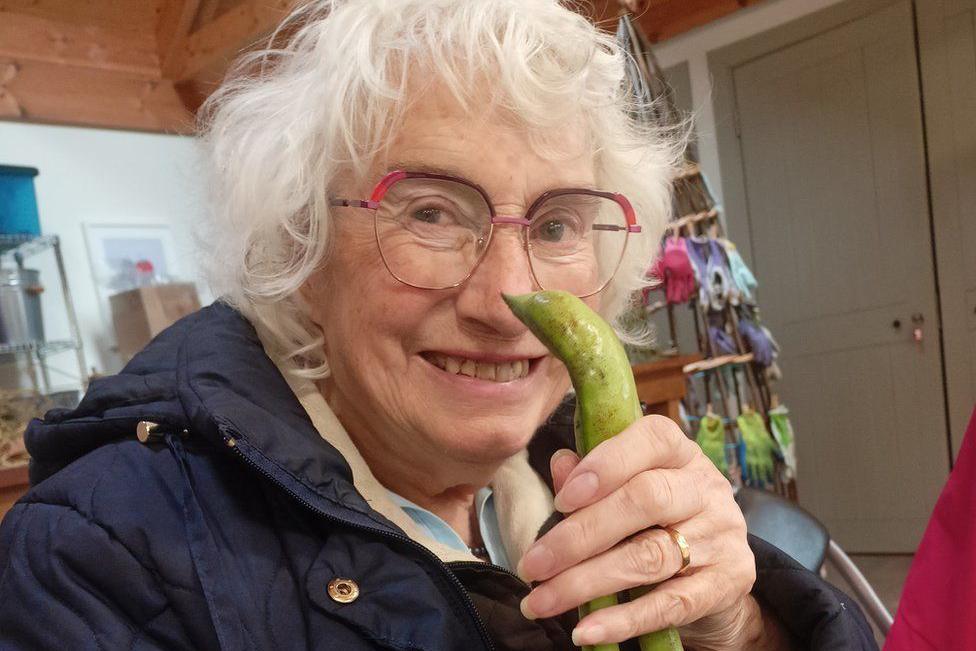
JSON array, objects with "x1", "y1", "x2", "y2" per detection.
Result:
[{"x1": 0, "y1": 0, "x2": 759, "y2": 134}]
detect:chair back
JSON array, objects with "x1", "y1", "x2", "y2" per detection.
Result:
[{"x1": 735, "y1": 486, "x2": 829, "y2": 572}]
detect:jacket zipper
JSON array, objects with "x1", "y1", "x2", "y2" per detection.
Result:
[
  {"x1": 447, "y1": 560, "x2": 529, "y2": 586},
  {"x1": 216, "y1": 427, "x2": 498, "y2": 651}
]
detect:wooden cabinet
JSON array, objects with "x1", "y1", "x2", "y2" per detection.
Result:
[{"x1": 0, "y1": 466, "x2": 29, "y2": 521}]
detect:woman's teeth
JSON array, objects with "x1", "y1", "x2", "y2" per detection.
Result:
[{"x1": 430, "y1": 354, "x2": 530, "y2": 381}]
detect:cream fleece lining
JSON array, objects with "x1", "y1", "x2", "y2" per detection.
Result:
[{"x1": 267, "y1": 350, "x2": 556, "y2": 571}]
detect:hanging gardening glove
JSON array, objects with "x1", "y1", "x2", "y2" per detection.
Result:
[
  {"x1": 761, "y1": 324, "x2": 780, "y2": 359},
  {"x1": 648, "y1": 236, "x2": 696, "y2": 304},
  {"x1": 736, "y1": 410, "x2": 778, "y2": 487},
  {"x1": 684, "y1": 236, "x2": 710, "y2": 306},
  {"x1": 738, "y1": 317, "x2": 776, "y2": 367},
  {"x1": 760, "y1": 323, "x2": 781, "y2": 379},
  {"x1": 696, "y1": 413, "x2": 728, "y2": 474},
  {"x1": 707, "y1": 312, "x2": 738, "y2": 356},
  {"x1": 705, "y1": 240, "x2": 735, "y2": 310},
  {"x1": 721, "y1": 239, "x2": 759, "y2": 304},
  {"x1": 768, "y1": 404, "x2": 797, "y2": 481}
]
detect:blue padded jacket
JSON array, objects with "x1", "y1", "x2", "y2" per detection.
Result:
[{"x1": 0, "y1": 303, "x2": 877, "y2": 650}]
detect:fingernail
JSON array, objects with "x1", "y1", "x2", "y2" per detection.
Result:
[
  {"x1": 554, "y1": 471, "x2": 598, "y2": 512},
  {"x1": 520, "y1": 587, "x2": 554, "y2": 620},
  {"x1": 551, "y1": 449, "x2": 576, "y2": 464},
  {"x1": 572, "y1": 624, "x2": 606, "y2": 646},
  {"x1": 551, "y1": 449, "x2": 577, "y2": 471},
  {"x1": 518, "y1": 543, "x2": 555, "y2": 580}
]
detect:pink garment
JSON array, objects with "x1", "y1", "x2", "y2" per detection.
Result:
[{"x1": 885, "y1": 406, "x2": 976, "y2": 650}]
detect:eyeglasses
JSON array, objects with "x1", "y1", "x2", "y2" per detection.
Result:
[{"x1": 330, "y1": 170, "x2": 640, "y2": 298}]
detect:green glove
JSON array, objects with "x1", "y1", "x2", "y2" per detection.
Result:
[
  {"x1": 736, "y1": 411, "x2": 777, "y2": 486},
  {"x1": 768, "y1": 405, "x2": 797, "y2": 481},
  {"x1": 695, "y1": 414, "x2": 727, "y2": 474}
]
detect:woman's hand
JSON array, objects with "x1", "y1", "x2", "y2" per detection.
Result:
[{"x1": 517, "y1": 415, "x2": 790, "y2": 650}]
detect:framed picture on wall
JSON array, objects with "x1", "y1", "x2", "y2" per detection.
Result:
[{"x1": 83, "y1": 223, "x2": 178, "y2": 326}]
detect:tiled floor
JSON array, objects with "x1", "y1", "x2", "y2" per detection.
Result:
[{"x1": 823, "y1": 553, "x2": 914, "y2": 647}]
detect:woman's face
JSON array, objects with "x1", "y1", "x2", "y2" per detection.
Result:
[{"x1": 305, "y1": 88, "x2": 600, "y2": 469}]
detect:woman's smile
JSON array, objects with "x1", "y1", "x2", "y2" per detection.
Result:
[
  {"x1": 417, "y1": 348, "x2": 552, "y2": 401},
  {"x1": 420, "y1": 350, "x2": 543, "y2": 382}
]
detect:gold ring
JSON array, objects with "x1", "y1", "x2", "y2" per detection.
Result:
[{"x1": 662, "y1": 526, "x2": 691, "y2": 575}]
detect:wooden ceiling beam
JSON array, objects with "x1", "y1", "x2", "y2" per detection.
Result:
[
  {"x1": 634, "y1": 0, "x2": 761, "y2": 42},
  {"x1": 174, "y1": 0, "x2": 296, "y2": 82},
  {"x1": 588, "y1": 0, "x2": 760, "y2": 42},
  {"x1": 174, "y1": 55, "x2": 227, "y2": 115},
  {"x1": 156, "y1": 0, "x2": 202, "y2": 79},
  {"x1": 0, "y1": 57, "x2": 194, "y2": 133},
  {"x1": 0, "y1": 0, "x2": 160, "y2": 33},
  {"x1": 0, "y1": 10, "x2": 160, "y2": 77}
]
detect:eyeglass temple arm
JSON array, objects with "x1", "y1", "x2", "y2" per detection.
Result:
[
  {"x1": 490, "y1": 216, "x2": 641, "y2": 233},
  {"x1": 330, "y1": 199, "x2": 380, "y2": 209},
  {"x1": 595, "y1": 224, "x2": 642, "y2": 232}
]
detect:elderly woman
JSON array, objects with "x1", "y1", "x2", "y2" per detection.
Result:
[{"x1": 0, "y1": 1, "x2": 875, "y2": 649}]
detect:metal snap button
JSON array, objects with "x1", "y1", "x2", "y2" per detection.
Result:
[
  {"x1": 137, "y1": 421, "x2": 189, "y2": 443},
  {"x1": 136, "y1": 421, "x2": 160, "y2": 443},
  {"x1": 327, "y1": 578, "x2": 359, "y2": 604}
]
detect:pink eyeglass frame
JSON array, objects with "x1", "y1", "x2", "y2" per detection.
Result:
[{"x1": 330, "y1": 170, "x2": 641, "y2": 297}]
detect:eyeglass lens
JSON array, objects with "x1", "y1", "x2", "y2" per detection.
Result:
[{"x1": 373, "y1": 177, "x2": 629, "y2": 296}]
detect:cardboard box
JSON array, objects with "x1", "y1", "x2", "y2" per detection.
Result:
[{"x1": 111, "y1": 283, "x2": 201, "y2": 361}]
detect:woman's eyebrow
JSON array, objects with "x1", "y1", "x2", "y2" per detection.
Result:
[
  {"x1": 385, "y1": 161, "x2": 470, "y2": 178},
  {"x1": 386, "y1": 162, "x2": 598, "y2": 193}
]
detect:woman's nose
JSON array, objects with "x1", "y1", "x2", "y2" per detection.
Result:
[{"x1": 454, "y1": 227, "x2": 537, "y2": 338}]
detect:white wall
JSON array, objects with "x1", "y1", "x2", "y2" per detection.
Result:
[
  {"x1": 653, "y1": 0, "x2": 847, "y2": 208},
  {"x1": 0, "y1": 122, "x2": 212, "y2": 389}
]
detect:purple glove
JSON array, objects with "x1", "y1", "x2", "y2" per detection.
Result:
[
  {"x1": 707, "y1": 313, "x2": 738, "y2": 356},
  {"x1": 685, "y1": 238, "x2": 734, "y2": 310},
  {"x1": 738, "y1": 317, "x2": 775, "y2": 367},
  {"x1": 648, "y1": 237, "x2": 696, "y2": 304},
  {"x1": 685, "y1": 237, "x2": 710, "y2": 305},
  {"x1": 685, "y1": 237, "x2": 708, "y2": 282}
]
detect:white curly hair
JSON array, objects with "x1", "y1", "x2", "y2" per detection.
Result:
[{"x1": 199, "y1": 0, "x2": 682, "y2": 378}]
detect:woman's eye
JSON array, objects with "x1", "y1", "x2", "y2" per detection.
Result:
[
  {"x1": 412, "y1": 207, "x2": 443, "y2": 224},
  {"x1": 538, "y1": 219, "x2": 566, "y2": 242},
  {"x1": 535, "y1": 215, "x2": 586, "y2": 243}
]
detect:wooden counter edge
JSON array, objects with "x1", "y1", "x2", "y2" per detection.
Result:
[{"x1": 0, "y1": 465, "x2": 28, "y2": 490}]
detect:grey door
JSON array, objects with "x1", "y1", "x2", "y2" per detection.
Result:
[
  {"x1": 727, "y1": 0, "x2": 948, "y2": 552},
  {"x1": 935, "y1": 0, "x2": 976, "y2": 454}
]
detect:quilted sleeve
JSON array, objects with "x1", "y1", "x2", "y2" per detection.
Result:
[
  {"x1": 749, "y1": 534, "x2": 879, "y2": 650},
  {"x1": 0, "y1": 500, "x2": 202, "y2": 650}
]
